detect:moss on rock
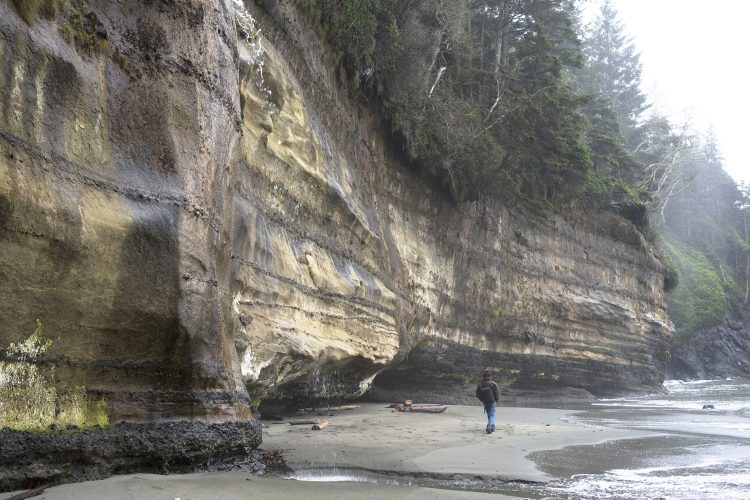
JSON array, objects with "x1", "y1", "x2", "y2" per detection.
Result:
[{"x1": 0, "y1": 321, "x2": 109, "y2": 431}]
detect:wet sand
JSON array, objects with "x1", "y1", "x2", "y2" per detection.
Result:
[
  {"x1": 264, "y1": 403, "x2": 659, "y2": 482},
  {"x1": 3, "y1": 403, "x2": 661, "y2": 499}
]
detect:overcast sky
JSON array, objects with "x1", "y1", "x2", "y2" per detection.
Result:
[{"x1": 588, "y1": 0, "x2": 749, "y2": 185}]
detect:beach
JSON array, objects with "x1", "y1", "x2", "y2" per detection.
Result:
[{"x1": 3, "y1": 402, "x2": 661, "y2": 499}]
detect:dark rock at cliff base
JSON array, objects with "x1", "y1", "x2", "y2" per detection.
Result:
[
  {"x1": 668, "y1": 320, "x2": 750, "y2": 380},
  {"x1": 0, "y1": 420, "x2": 263, "y2": 493}
]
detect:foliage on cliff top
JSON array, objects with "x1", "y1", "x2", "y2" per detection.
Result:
[
  {"x1": 661, "y1": 234, "x2": 727, "y2": 340},
  {"x1": 295, "y1": 0, "x2": 603, "y2": 205},
  {"x1": 658, "y1": 131, "x2": 750, "y2": 341}
]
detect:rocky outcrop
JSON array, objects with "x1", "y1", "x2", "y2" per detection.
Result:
[
  {"x1": 669, "y1": 318, "x2": 750, "y2": 380},
  {"x1": 0, "y1": 0, "x2": 258, "y2": 489}
]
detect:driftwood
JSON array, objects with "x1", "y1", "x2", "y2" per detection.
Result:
[
  {"x1": 311, "y1": 420, "x2": 330, "y2": 430},
  {"x1": 289, "y1": 419, "x2": 324, "y2": 425},
  {"x1": 296, "y1": 405, "x2": 360, "y2": 414},
  {"x1": 7, "y1": 484, "x2": 48, "y2": 500},
  {"x1": 393, "y1": 404, "x2": 447, "y2": 413}
]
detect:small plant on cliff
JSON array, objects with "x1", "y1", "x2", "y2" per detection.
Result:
[
  {"x1": 59, "y1": 1, "x2": 108, "y2": 54},
  {"x1": 1, "y1": 320, "x2": 109, "y2": 431},
  {"x1": 12, "y1": 0, "x2": 66, "y2": 24}
]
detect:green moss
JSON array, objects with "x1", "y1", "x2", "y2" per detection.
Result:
[
  {"x1": 514, "y1": 230, "x2": 531, "y2": 249},
  {"x1": 12, "y1": 0, "x2": 66, "y2": 24},
  {"x1": 59, "y1": 0, "x2": 106, "y2": 54},
  {"x1": 57, "y1": 387, "x2": 109, "y2": 428},
  {"x1": 0, "y1": 321, "x2": 108, "y2": 431},
  {"x1": 661, "y1": 251, "x2": 679, "y2": 291},
  {"x1": 662, "y1": 235, "x2": 726, "y2": 340}
]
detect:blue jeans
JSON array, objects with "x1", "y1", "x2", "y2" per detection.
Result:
[{"x1": 484, "y1": 401, "x2": 496, "y2": 428}]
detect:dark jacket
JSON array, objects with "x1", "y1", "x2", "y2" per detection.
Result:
[{"x1": 476, "y1": 380, "x2": 500, "y2": 404}]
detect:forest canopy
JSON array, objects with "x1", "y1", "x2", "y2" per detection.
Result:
[
  {"x1": 295, "y1": 0, "x2": 650, "y2": 210},
  {"x1": 293, "y1": 0, "x2": 750, "y2": 339}
]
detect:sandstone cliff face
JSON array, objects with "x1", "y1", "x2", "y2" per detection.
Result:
[
  {"x1": 0, "y1": 0, "x2": 672, "y2": 444},
  {"x1": 232, "y1": 1, "x2": 674, "y2": 403},
  {"x1": 0, "y1": 0, "x2": 251, "y2": 430}
]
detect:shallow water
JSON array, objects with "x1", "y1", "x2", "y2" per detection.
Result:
[{"x1": 538, "y1": 378, "x2": 750, "y2": 499}]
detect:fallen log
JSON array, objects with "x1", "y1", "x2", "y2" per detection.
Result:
[
  {"x1": 7, "y1": 484, "x2": 48, "y2": 500},
  {"x1": 289, "y1": 419, "x2": 324, "y2": 425},
  {"x1": 393, "y1": 404, "x2": 448, "y2": 413},
  {"x1": 296, "y1": 405, "x2": 360, "y2": 413},
  {"x1": 311, "y1": 420, "x2": 330, "y2": 430}
]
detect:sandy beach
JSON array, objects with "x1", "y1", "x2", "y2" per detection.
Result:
[{"x1": 3, "y1": 402, "x2": 662, "y2": 499}]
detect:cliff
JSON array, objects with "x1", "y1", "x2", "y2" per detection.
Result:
[
  {"x1": 669, "y1": 317, "x2": 750, "y2": 380},
  {"x1": 230, "y1": 0, "x2": 673, "y2": 404},
  {"x1": 0, "y1": 0, "x2": 258, "y2": 489},
  {"x1": 0, "y1": 0, "x2": 672, "y2": 490}
]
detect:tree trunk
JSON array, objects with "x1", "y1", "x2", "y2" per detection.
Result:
[
  {"x1": 494, "y1": 0, "x2": 508, "y2": 77},
  {"x1": 745, "y1": 254, "x2": 749, "y2": 305}
]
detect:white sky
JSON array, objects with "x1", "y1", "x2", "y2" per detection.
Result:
[{"x1": 588, "y1": 0, "x2": 749, "y2": 184}]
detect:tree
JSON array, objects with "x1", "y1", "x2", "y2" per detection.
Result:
[
  {"x1": 578, "y1": 0, "x2": 648, "y2": 144},
  {"x1": 637, "y1": 117, "x2": 697, "y2": 223}
]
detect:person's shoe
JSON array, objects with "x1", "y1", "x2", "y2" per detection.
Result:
[
  {"x1": 486, "y1": 425, "x2": 491, "y2": 434},
  {"x1": 490, "y1": 424, "x2": 495, "y2": 433}
]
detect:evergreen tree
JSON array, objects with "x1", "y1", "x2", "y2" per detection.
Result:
[
  {"x1": 661, "y1": 129, "x2": 750, "y2": 337},
  {"x1": 579, "y1": 0, "x2": 648, "y2": 144}
]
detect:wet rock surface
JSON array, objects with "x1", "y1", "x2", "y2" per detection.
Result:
[
  {"x1": 0, "y1": 420, "x2": 263, "y2": 492},
  {"x1": 669, "y1": 318, "x2": 750, "y2": 380},
  {"x1": 0, "y1": 0, "x2": 259, "y2": 488}
]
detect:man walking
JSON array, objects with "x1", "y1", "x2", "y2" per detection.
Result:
[{"x1": 476, "y1": 371, "x2": 500, "y2": 433}]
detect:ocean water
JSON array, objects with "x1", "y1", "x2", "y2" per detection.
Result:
[{"x1": 539, "y1": 378, "x2": 750, "y2": 500}]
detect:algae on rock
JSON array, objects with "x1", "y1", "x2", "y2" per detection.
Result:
[{"x1": 0, "y1": 321, "x2": 108, "y2": 431}]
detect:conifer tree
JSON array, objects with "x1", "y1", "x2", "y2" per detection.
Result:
[{"x1": 579, "y1": 0, "x2": 648, "y2": 143}]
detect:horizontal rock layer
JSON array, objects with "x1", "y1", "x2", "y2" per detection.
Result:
[
  {"x1": 234, "y1": 0, "x2": 673, "y2": 402},
  {"x1": 0, "y1": 420, "x2": 263, "y2": 492}
]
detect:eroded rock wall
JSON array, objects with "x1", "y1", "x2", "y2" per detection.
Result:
[
  {"x1": 232, "y1": 1, "x2": 673, "y2": 403},
  {"x1": 0, "y1": 0, "x2": 259, "y2": 488}
]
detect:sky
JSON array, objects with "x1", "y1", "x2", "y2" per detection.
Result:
[{"x1": 588, "y1": 0, "x2": 749, "y2": 185}]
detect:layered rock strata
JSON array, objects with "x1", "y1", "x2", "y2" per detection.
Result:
[
  {"x1": 232, "y1": 0, "x2": 673, "y2": 403},
  {"x1": 0, "y1": 0, "x2": 257, "y2": 489}
]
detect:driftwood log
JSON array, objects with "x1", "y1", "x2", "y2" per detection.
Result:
[
  {"x1": 296, "y1": 405, "x2": 360, "y2": 414},
  {"x1": 7, "y1": 484, "x2": 48, "y2": 500},
  {"x1": 311, "y1": 420, "x2": 330, "y2": 430},
  {"x1": 393, "y1": 404, "x2": 447, "y2": 413},
  {"x1": 289, "y1": 419, "x2": 324, "y2": 425}
]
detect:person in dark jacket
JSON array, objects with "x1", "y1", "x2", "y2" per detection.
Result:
[{"x1": 476, "y1": 371, "x2": 500, "y2": 433}]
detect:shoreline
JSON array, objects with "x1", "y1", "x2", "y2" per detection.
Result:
[{"x1": 3, "y1": 403, "x2": 662, "y2": 499}]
